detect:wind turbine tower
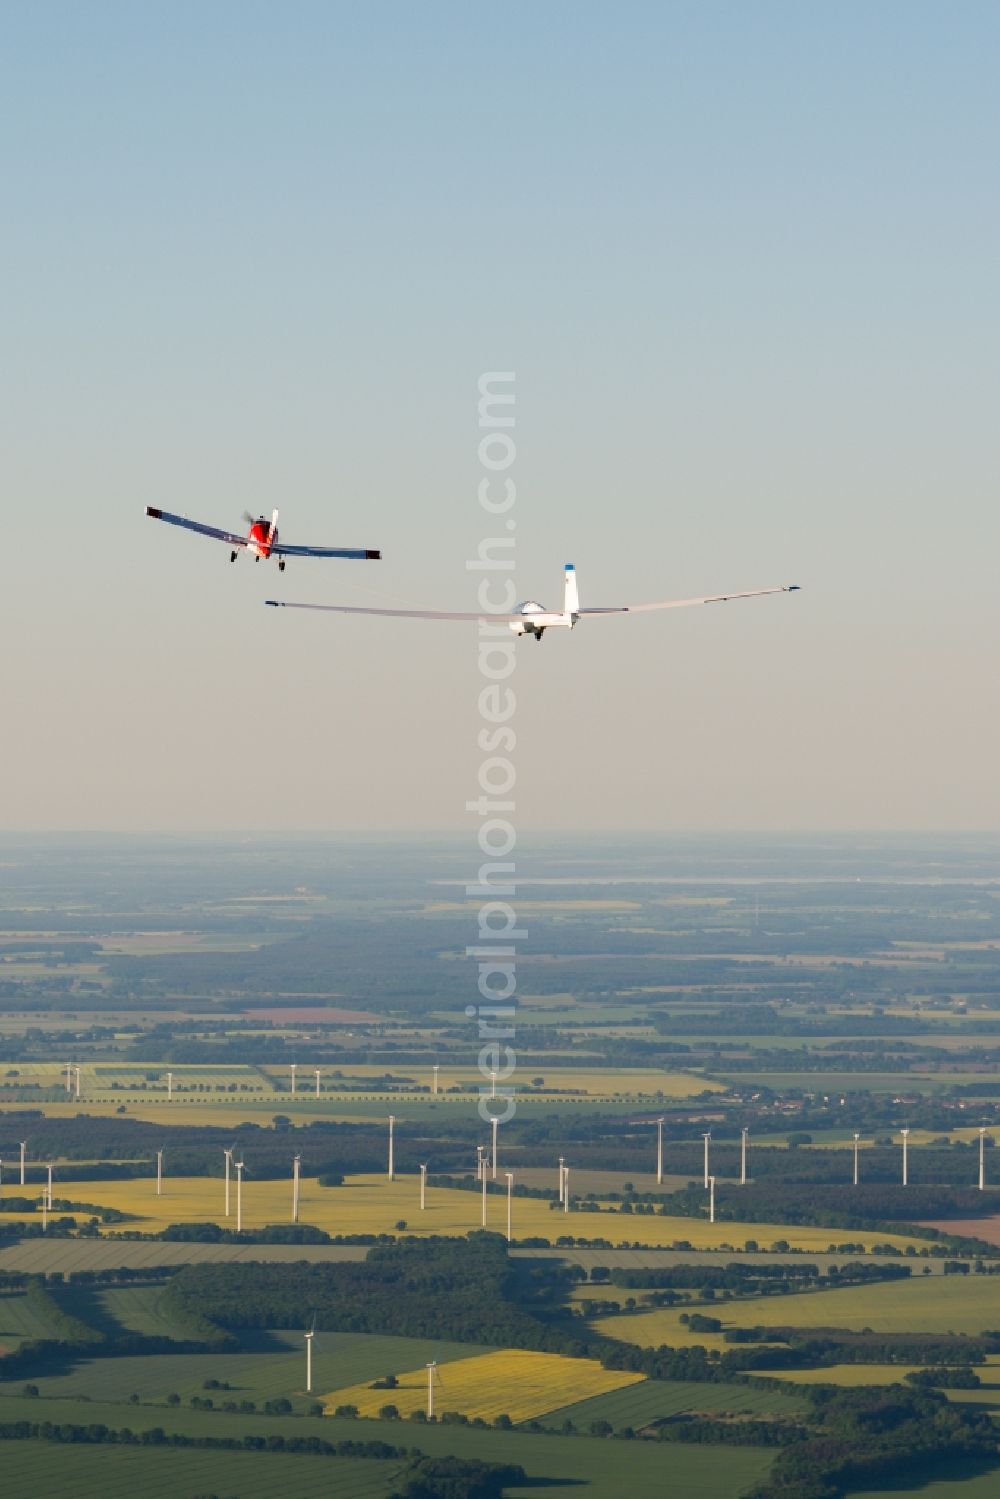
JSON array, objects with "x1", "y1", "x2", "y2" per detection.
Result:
[
  {"x1": 708, "y1": 1174, "x2": 716, "y2": 1224},
  {"x1": 290, "y1": 1063, "x2": 297, "y2": 1097},
  {"x1": 432, "y1": 1064, "x2": 439, "y2": 1096},
  {"x1": 656, "y1": 1117, "x2": 664, "y2": 1186},
  {"x1": 235, "y1": 1158, "x2": 245, "y2": 1233},
  {"x1": 314, "y1": 1068, "x2": 321, "y2": 1098},
  {"x1": 419, "y1": 1162, "x2": 427, "y2": 1211},
  {"x1": 292, "y1": 1154, "x2": 301, "y2": 1223},
  {"x1": 980, "y1": 1127, "x2": 987, "y2": 1191},
  {"x1": 304, "y1": 1316, "x2": 316, "y2": 1393},
  {"x1": 156, "y1": 1149, "x2": 164, "y2": 1198},
  {"x1": 491, "y1": 1115, "x2": 499, "y2": 1179},
  {"x1": 166, "y1": 1071, "x2": 174, "y2": 1100},
  {"x1": 224, "y1": 1146, "x2": 233, "y2": 1217},
  {"x1": 901, "y1": 1128, "x2": 910, "y2": 1187},
  {"x1": 505, "y1": 1171, "x2": 514, "y2": 1243},
  {"x1": 388, "y1": 1115, "x2": 395, "y2": 1181},
  {"x1": 740, "y1": 1127, "x2": 749, "y2": 1186},
  {"x1": 853, "y1": 1132, "x2": 861, "y2": 1187},
  {"x1": 19, "y1": 1142, "x2": 26, "y2": 1187},
  {"x1": 702, "y1": 1132, "x2": 711, "y2": 1189},
  {"x1": 74, "y1": 1066, "x2": 81, "y2": 1101}
]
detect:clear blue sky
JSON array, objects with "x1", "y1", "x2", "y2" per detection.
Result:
[{"x1": 2, "y1": 2, "x2": 998, "y2": 831}]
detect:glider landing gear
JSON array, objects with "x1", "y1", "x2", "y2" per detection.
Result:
[
  {"x1": 278, "y1": 560, "x2": 286, "y2": 572},
  {"x1": 230, "y1": 550, "x2": 238, "y2": 562}
]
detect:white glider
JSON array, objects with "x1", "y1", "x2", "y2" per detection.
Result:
[{"x1": 265, "y1": 565, "x2": 799, "y2": 641}]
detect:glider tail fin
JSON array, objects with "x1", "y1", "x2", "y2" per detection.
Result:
[{"x1": 564, "y1": 564, "x2": 580, "y2": 618}]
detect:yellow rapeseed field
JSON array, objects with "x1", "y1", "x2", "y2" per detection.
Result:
[
  {"x1": 323, "y1": 1348, "x2": 644, "y2": 1422},
  {"x1": 0, "y1": 1172, "x2": 927, "y2": 1253}
]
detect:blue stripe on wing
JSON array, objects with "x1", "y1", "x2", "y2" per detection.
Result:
[
  {"x1": 145, "y1": 507, "x2": 246, "y2": 547},
  {"x1": 270, "y1": 544, "x2": 382, "y2": 559}
]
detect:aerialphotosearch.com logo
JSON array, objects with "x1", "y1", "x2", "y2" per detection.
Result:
[{"x1": 466, "y1": 371, "x2": 521, "y2": 1130}]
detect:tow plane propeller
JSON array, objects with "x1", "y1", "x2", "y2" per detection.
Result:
[
  {"x1": 266, "y1": 564, "x2": 799, "y2": 640},
  {"x1": 145, "y1": 506, "x2": 381, "y2": 572}
]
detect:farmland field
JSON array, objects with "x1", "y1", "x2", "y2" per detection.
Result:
[
  {"x1": 9, "y1": 1172, "x2": 926, "y2": 1252},
  {"x1": 0, "y1": 1289, "x2": 67, "y2": 1351},
  {"x1": 0, "y1": 1239, "x2": 370, "y2": 1272},
  {"x1": 590, "y1": 1275, "x2": 1000, "y2": 1350},
  {"x1": 0, "y1": 1392, "x2": 776, "y2": 1497},
  {"x1": 5, "y1": 836, "x2": 1000, "y2": 1497},
  {"x1": 541, "y1": 1375, "x2": 806, "y2": 1429},
  {"x1": 16, "y1": 1330, "x2": 495, "y2": 1406},
  {"x1": 0, "y1": 1442, "x2": 402, "y2": 1498},
  {"x1": 323, "y1": 1348, "x2": 643, "y2": 1422}
]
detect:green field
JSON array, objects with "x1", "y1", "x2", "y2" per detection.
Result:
[
  {"x1": 56, "y1": 1281, "x2": 208, "y2": 1342},
  {"x1": 16, "y1": 1330, "x2": 494, "y2": 1407},
  {"x1": 0, "y1": 1289, "x2": 67, "y2": 1351},
  {"x1": 0, "y1": 1392, "x2": 776, "y2": 1498},
  {"x1": 590, "y1": 1275, "x2": 1000, "y2": 1350},
  {"x1": 0, "y1": 1240, "x2": 370, "y2": 1273},
  {"x1": 0, "y1": 1441, "x2": 402, "y2": 1499},
  {"x1": 542, "y1": 1375, "x2": 806, "y2": 1429}
]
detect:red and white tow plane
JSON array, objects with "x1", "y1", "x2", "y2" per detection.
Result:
[{"x1": 145, "y1": 507, "x2": 381, "y2": 572}]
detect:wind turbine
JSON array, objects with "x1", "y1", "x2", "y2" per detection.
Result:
[
  {"x1": 702, "y1": 1131, "x2": 712, "y2": 1189},
  {"x1": 64, "y1": 1062, "x2": 72, "y2": 1095},
  {"x1": 476, "y1": 1144, "x2": 484, "y2": 1182},
  {"x1": 46, "y1": 1162, "x2": 54, "y2": 1210},
  {"x1": 290, "y1": 1063, "x2": 297, "y2": 1097},
  {"x1": 292, "y1": 1154, "x2": 301, "y2": 1223},
  {"x1": 563, "y1": 1165, "x2": 570, "y2": 1213},
  {"x1": 491, "y1": 1115, "x2": 499, "y2": 1180},
  {"x1": 419, "y1": 1163, "x2": 428, "y2": 1211},
  {"x1": 388, "y1": 1115, "x2": 395, "y2": 1181},
  {"x1": 73, "y1": 1066, "x2": 81, "y2": 1101},
  {"x1": 505, "y1": 1171, "x2": 514, "y2": 1243},
  {"x1": 900, "y1": 1128, "x2": 910, "y2": 1187},
  {"x1": 235, "y1": 1157, "x2": 246, "y2": 1233},
  {"x1": 224, "y1": 1145, "x2": 234, "y2": 1217},
  {"x1": 852, "y1": 1132, "x2": 861, "y2": 1187},
  {"x1": 304, "y1": 1314, "x2": 316, "y2": 1393},
  {"x1": 481, "y1": 1165, "x2": 488, "y2": 1227},
  {"x1": 156, "y1": 1149, "x2": 164, "y2": 1198},
  {"x1": 557, "y1": 1156, "x2": 565, "y2": 1204},
  {"x1": 432, "y1": 1064, "x2": 439, "y2": 1096},
  {"x1": 314, "y1": 1068, "x2": 322, "y2": 1098},
  {"x1": 740, "y1": 1127, "x2": 749, "y2": 1186},
  {"x1": 166, "y1": 1071, "x2": 174, "y2": 1100},
  {"x1": 426, "y1": 1360, "x2": 443, "y2": 1420},
  {"x1": 708, "y1": 1175, "x2": 716, "y2": 1224},
  {"x1": 979, "y1": 1127, "x2": 987, "y2": 1192},
  {"x1": 19, "y1": 1142, "x2": 26, "y2": 1187}
]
